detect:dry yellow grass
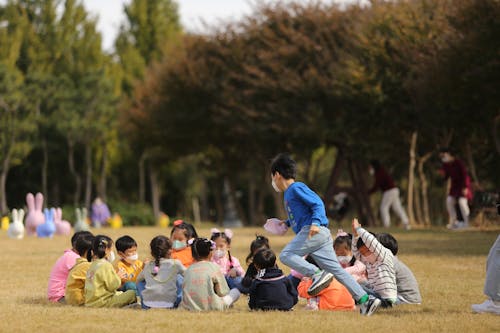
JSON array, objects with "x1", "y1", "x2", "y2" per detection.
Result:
[{"x1": 1, "y1": 224, "x2": 499, "y2": 333}]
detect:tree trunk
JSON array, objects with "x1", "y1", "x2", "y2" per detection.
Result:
[
  {"x1": 413, "y1": 181, "x2": 423, "y2": 225},
  {"x1": 67, "y1": 138, "x2": 81, "y2": 206},
  {"x1": 41, "y1": 139, "x2": 48, "y2": 198},
  {"x1": 418, "y1": 152, "x2": 432, "y2": 226},
  {"x1": 98, "y1": 141, "x2": 107, "y2": 200},
  {"x1": 323, "y1": 145, "x2": 345, "y2": 209},
  {"x1": 493, "y1": 114, "x2": 500, "y2": 155},
  {"x1": 149, "y1": 165, "x2": 160, "y2": 219},
  {"x1": 139, "y1": 152, "x2": 146, "y2": 203},
  {"x1": 199, "y1": 176, "x2": 209, "y2": 221},
  {"x1": 0, "y1": 154, "x2": 11, "y2": 214},
  {"x1": 465, "y1": 142, "x2": 480, "y2": 190},
  {"x1": 84, "y1": 144, "x2": 93, "y2": 209},
  {"x1": 407, "y1": 131, "x2": 418, "y2": 226},
  {"x1": 192, "y1": 196, "x2": 201, "y2": 223},
  {"x1": 248, "y1": 179, "x2": 256, "y2": 225},
  {"x1": 214, "y1": 180, "x2": 224, "y2": 224}
]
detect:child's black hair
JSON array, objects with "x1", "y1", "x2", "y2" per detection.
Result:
[
  {"x1": 376, "y1": 233, "x2": 398, "y2": 255},
  {"x1": 211, "y1": 230, "x2": 234, "y2": 268},
  {"x1": 270, "y1": 153, "x2": 297, "y2": 179},
  {"x1": 334, "y1": 234, "x2": 353, "y2": 250},
  {"x1": 191, "y1": 238, "x2": 214, "y2": 261},
  {"x1": 75, "y1": 233, "x2": 95, "y2": 262},
  {"x1": 253, "y1": 249, "x2": 276, "y2": 269},
  {"x1": 356, "y1": 231, "x2": 376, "y2": 250},
  {"x1": 246, "y1": 235, "x2": 270, "y2": 264},
  {"x1": 150, "y1": 235, "x2": 172, "y2": 276},
  {"x1": 170, "y1": 221, "x2": 198, "y2": 240},
  {"x1": 71, "y1": 231, "x2": 93, "y2": 248},
  {"x1": 115, "y1": 235, "x2": 138, "y2": 253},
  {"x1": 92, "y1": 235, "x2": 113, "y2": 259}
]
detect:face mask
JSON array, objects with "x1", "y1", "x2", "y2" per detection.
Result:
[
  {"x1": 172, "y1": 240, "x2": 187, "y2": 250},
  {"x1": 126, "y1": 253, "x2": 138, "y2": 262},
  {"x1": 362, "y1": 253, "x2": 377, "y2": 264},
  {"x1": 107, "y1": 251, "x2": 116, "y2": 263},
  {"x1": 271, "y1": 179, "x2": 280, "y2": 193},
  {"x1": 213, "y1": 249, "x2": 226, "y2": 259},
  {"x1": 337, "y1": 255, "x2": 352, "y2": 266}
]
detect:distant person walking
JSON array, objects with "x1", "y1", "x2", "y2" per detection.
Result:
[
  {"x1": 368, "y1": 160, "x2": 410, "y2": 229},
  {"x1": 438, "y1": 148, "x2": 471, "y2": 229}
]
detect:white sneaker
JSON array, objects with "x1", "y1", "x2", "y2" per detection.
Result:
[
  {"x1": 307, "y1": 271, "x2": 333, "y2": 296},
  {"x1": 471, "y1": 299, "x2": 500, "y2": 314}
]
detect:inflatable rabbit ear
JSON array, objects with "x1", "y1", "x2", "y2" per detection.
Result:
[
  {"x1": 43, "y1": 208, "x2": 50, "y2": 222},
  {"x1": 26, "y1": 193, "x2": 35, "y2": 211},
  {"x1": 18, "y1": 209, "x2": 25, "y2": 223},
  {"x1": 12, "y1": 209, "x2": 18, "y2": 222},
  {"x1": 55, "y1": 207, "x2": 62, "y2": 220},
  {"x1": 35, "y1": 193, "x2": 44, "y2": 211},
  {"x1": 75, "y1": 208, "x2": 81, "y2": 222},
  {"x1": 82, "y1": 207, "x2": 88, "y2": 219}
]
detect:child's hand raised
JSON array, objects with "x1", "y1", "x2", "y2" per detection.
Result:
[{"x1": 352, "y1": 218, "x2": 361, "y2": 236}]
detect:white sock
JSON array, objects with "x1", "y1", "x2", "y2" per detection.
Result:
[{"x1": 222, "y1": 288, "x2": 241, "y2": 306}]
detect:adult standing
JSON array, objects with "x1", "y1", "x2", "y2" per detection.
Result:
[
  {"x1": 368, "y1": 160, "x2": 410, "y2": 229},
  {"x1": 438, "y1": 148, "x2": 471, "y2": 229}
]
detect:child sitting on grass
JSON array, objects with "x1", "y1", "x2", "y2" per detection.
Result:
[
  {"x1": 376, "y1": 233, "x2": 422, "y2": 305},
  {"x1": 47, "y1": 231, "x2": 94, "y2": 303},
  {"x1": 334, "y1": 230, "x2": 367, "y2": 283},
  {"x1": 352, "y1": 218, "x2": 396, "y2": 308},
  {"x1": 240, "y1": 235, "x2": 270, "y2": 293},
  {"x1": 65, "y1": 233, "x2": 95, "y2": 306},
  {"x1": 181, "y1": 238, "x2": 240, "y2": 311},
  {"x1": 114, "y1": 235, "x2": 144, "y2": 296},
  {"x1": 84, "y1": 235, "x2": 137, "y2": 308},
  {"x1": 210, "y1": 228, "x2": 245, "y2": 290},
  {"x1": 137, "y1": 235, "x2": 186, "y2": 309},
  {"x1": 297, "y1": 255, "x2": 355, "y2": 311},
  {"x1": 249, "y1": 249, "x2": 298, "y2": 311},
  {"x1": 170, "y1": 220, "x2": 198, "y2": 268}
]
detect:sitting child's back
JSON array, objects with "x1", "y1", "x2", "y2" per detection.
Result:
[{"x1": 249, "y1": 249, "x2": 298, "y2": 311}]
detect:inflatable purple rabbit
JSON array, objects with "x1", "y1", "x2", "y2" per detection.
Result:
[
  {"x1": 54, "y1": 207, "x2": 71, "y2": 236},
  {"x1": 25, "y1": 193, "x2": 45, "y2": 236},
  {"x1": 37, "y1": 208, "x2": 56, "y2": 238}
]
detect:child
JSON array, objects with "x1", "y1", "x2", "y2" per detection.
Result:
[
  {"x1": 351, "y1": 218, "x2": 397, "y2": 308},
  {"x1": 376, "y1": 233, "x2": 422, "y2": 305},
  {"x1": 65, "y1": 233, "x2": 95, "y2": 306},
  {"x1": 210, "y1": 228, "x2": 245, "y2": 289},
  {"x1": 268, "y1": 153, "x2": 379, "y2": 315},
  {"x1": 181, "y1": 238, "x2": 240, "y2": 311},
  {"x1": 249, "y1": 249, "x2": 298, "y2": 311},
  {"x1": 170, "y1": 220, "x2": 198, "y2": 268},
  {"x1": 84, "y1": 235, "x2": 137, "y2": 308},
  {"x1": 137, "y1": 235, "x2": 186, "y2": 309},
  {"x1": 334, "y1": 230, "x2": 367, "y2": 283},
  {"x1": 297, "y1": 255, "x2": 355, "y2": 311},
  {"x1": 114, "y1": 235, "x2": 144, "y2": 295},
  {"x1": 240, "y1": 235, "x2": 270, "y2": 293},
  {"x1": 47, "y1": 231, "x2": 94, "y2": 302}
]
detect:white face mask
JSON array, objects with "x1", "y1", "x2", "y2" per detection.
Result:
[
  {"x1": 337, "y1": 255, "x2": 352, "y2": 266},
  {"x1": 271, "y1": 179, "x2": 280, "y2": 193},
  {"x1": 126, "y1": 253, "x2": 138, "y2": 262},
  {"x1": 213, "y1": 249, "x2": 226, "y2": 259},
  {"x1": 107, "y1": 251, "x2": 116, "y2": 263},
  {"x1": 362, "y1": 253, "x2": 377, "y2": 264}
]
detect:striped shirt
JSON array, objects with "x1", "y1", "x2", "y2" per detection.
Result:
[{"x1": 352, "y1": 227, "x2": 397, "y2": 301}]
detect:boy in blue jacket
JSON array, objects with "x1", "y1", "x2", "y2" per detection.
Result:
[
  {"x1": 269, "y1": 153, "x2": 380, "y2": 315},
  {"x1": 249, "y1": 249, "x2": 297, "y2": 311}
]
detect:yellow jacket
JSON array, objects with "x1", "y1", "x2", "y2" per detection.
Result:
[
  {"x1": 84, "y1": 259, "x2": 122, "y2": 307},
  {"x1": 114, "y1": 259, "x2": 144, "y2": 285},
  {"x1": 65, "y1": 257, "x2": 91, "y2": 305}
]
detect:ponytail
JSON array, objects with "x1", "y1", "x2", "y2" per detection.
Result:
[
  {"x1": 92, "y1": 235, "x2": 112, "y2": 259},
  {"x1": 150, "y1": 235, "x2": 171, "y2": 276}
]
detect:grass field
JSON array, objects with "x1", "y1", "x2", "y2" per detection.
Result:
[{"x1": 1, "y1": 224, "x2": 499, "y2": 333}]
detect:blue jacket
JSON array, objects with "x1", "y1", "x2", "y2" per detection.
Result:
[
  {"x1": 284, "y1": 182, "x2": 329, "y2": 234},
  {"x1": 249, "y1": 267, "x2": 298, "y2": 311}
]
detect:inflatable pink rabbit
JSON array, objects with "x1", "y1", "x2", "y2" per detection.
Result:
[
  {"x1": 54, "y1": 207, "x2": 71, "y2": 236},
  {"x1": 25, "y1": 192, "x2": 45, "y2": 236}
]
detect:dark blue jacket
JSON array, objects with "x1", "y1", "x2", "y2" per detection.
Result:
[{"x1": 249, "y1": 267, "x2": 298, "y2": 311}]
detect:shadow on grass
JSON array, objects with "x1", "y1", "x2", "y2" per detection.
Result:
[{"x1": 20, "y1": 296, "x2": 53, "y2": 306}]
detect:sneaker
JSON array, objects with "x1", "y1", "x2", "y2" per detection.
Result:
[
  {"x1": 307, "y1": 271, "x2": 334, "y2": 296},
  {"x1": 305, "y1": 297, "x2": 319, "y2": 310},
  {"x1": 360, "y1": 295, "x2": 381, "y2": 316},
  {"x1": 471, "y1": 299, "x2": 500, "y2": 314}
]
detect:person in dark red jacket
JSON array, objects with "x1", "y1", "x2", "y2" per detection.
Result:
[
  {"x1": 438, "y1": 148, "x2": 471, "y2": 229},
  {"x1": 368, "y1": 160, "x2": 410, "y2": 229},
  {"x1": 249, "y1": 249, "x2": 298, "y2": 311}
]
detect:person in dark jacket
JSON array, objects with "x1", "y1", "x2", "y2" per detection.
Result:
[{"x1": 249, "y1": 249, "x2": 298, "y2": 311}]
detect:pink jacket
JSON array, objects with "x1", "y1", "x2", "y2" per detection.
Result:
[
  {"x1": 343, "y1": 259, "x2": 367, "y2": 283},
  {"x1": 211, "y1": 255, "x2": 245, "y2": 277},
  {"x1": 47, "y1": 249, "x2": 80, "y2": 302}
]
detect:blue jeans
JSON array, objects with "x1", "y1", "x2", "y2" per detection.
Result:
[
  {"x1": 226, "y1": 276, "x2": 243, "y2": 290},
  {"x1": 118, "y1": 281, "x2": 138, "y2": 296},
  {"x1": 279, "y1": 225, "x2": 366, "y2": 301}
]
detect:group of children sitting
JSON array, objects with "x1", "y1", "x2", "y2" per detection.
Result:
[{"x1": 47, "y1": 219, "x2": 421, "y2": 311}]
